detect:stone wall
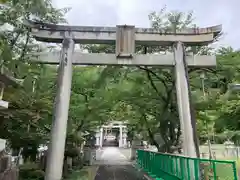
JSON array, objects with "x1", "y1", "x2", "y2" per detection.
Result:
[{"x1": 0, "y1": 151, "x2": 18, "y2": 180}]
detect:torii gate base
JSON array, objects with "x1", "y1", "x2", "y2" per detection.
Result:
[{"x1": 25, "y1": 20, "x2": 221, "y2": 180}]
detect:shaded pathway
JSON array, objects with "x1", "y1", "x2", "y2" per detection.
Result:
[
  {"x1": 95, "y1": 147, "x2": 131, "y2": 165},
  {"x1": 94, "y1": 165, "x2": 147, "y2": 180},
  {"x1": 94, "y1": 147, "x2": 147, "y2": 180}
]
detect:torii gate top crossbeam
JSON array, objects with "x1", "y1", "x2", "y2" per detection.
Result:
[{"x1": 24, "y1": 20, "x2": 222, "y2": 46}]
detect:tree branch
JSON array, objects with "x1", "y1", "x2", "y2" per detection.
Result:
[
  {"x1": 142, "y1": 113, "x2": 161, "y2": 151},
  {"x1": 75, "y1": 92, "x2": 93, "y2": 132},
  {"x1": 138, "y1": 66, "x2": 169, "y2": 103},
  {"x1": 188, "y1": 67, "x2": 216, "y2": 74},
  {"x1": 10, "y1": 31, "x2": 21, "y2": 49},
  {"x1": 138, "y1": 66, "x2": 169, "y2": 90},
  {"x1": 19, "y1": 31, "x2": 30, "y2": 61}
]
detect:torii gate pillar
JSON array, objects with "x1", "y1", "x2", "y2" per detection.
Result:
[
  {"x1": 45, "y1": 35, "x2": 75, "y2": 180},
  {"x1": 174, "y1": 41, "x2": 196, "y2": 157}
]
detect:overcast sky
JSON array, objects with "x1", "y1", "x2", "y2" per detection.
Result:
[{"x1": 53, "y1": 0, "x2": 240, "y2": 49}]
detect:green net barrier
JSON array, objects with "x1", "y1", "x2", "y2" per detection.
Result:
[{"x1": 136, "y1": 150, "x2": 238, "y2": 180}]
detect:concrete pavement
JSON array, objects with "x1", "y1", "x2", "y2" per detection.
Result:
[
  {"x1": 94, "y1": 165, "x2": 147, "y2": 180},
  {"x1": 94, "y1": 147, "x2": 147, "y2": 180}
]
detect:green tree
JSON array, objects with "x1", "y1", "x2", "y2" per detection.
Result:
[
  {"x1": 0, "y1": 0, "x2": 69, "y2": 161},
  {"x1": 82, "y1": 8, "x2": 215, "y2": 153}
]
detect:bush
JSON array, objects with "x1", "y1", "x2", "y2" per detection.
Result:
[
  {"x1": 19, "y1": 163, "x2": 44, "y2": 180},
  {"x1": 72, "y1": 156, "x2": 84, "y2": 169},
  {"x1": 65, "y1": 147, "x2": 80, "y2": 158}
]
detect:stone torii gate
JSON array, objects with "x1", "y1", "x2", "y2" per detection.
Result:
[
  {"x1": 96, "y1": 121, "x2": 128, "y2": 148},
  {"x1": 24, "y1": 20, "x2": 221, "y2": 180}
]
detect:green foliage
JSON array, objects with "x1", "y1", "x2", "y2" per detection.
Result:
[
  {"x1": 0, "y1": 0, "x2": 240, "y2": 166},
  {"x1": 79, "y1": 8, "x2": 240, "y2": 151},
  {"x1": 193, "y1": 48, "x2": 240, "y2": 143},
  {"x1": 0, "y1": 0, "x2": 68, "y2": 160},
  {"x1": 19, "y1": 163, "x2": 44, "y2": 180},
  {"x1": 63, "y1": 169, "x2": 89, "y2": 180}
]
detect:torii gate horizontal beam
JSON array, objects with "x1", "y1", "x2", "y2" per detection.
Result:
[
  {"x1": 24, "y1": 20, "x2": 222, "y2": 46},
  {"x1": 30, "y1": 52, "x2": 216, "y2": 67},
  {"x1": 101, "y1": 125, "x2": 127, "y2": 128}
]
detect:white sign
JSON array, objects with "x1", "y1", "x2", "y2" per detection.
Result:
[
  {"x1": 0, "y1": 99, "x2": 8, "y2": 109},
  {"x1": 0, "y1": 138, "x2": 6, "y2": 151}
]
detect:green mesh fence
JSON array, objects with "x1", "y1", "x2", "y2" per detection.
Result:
[{"x1": 136, "y1": 150, "x2": 238, "y2": 180}]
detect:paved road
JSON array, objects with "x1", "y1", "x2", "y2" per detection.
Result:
[
  {"x1": 95, "y1": 147, "x2": 131, "y2": 165},
  {"x1": 94, "y1": 165, "x2": 147, "y2": 180},
  {"x1": 103, "y1": 139, "x2": 119, "y2": 147},
  {"x1": 94, "y1": 147, "x2": 147, "y2": 180}
]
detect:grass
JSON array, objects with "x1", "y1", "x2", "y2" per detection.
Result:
[
  {"x1": 197, "y1": 160, "x2": 237, "y2": 180},
  {"x1": 200, "y1": 144, "x2": 240, "y2": 178},
  {"x1": 216, "y1": 164, "x2": 237, "y2": 179},
  {"x1": 208, "y1": 157, "x2": 240, "y2": 179},
  {"x1": 64, "y1": 166, "x2": 99, "y2": 180},
  {"x1": 65, "y1": 169, "x2": 88, "y2": 180}
]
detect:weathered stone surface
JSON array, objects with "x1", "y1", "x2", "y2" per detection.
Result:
[
  {"x1": 25, "y1": 20, "x2": 222, "y2": 45},
  {"x1": 0, "y1": 151, "x2": 18, "y2": 180},
  {"x1": 94, "y1": 165, "x2": 147, "y2": 180}
]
